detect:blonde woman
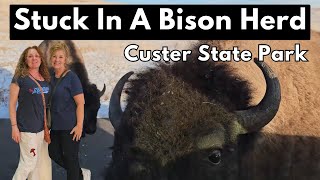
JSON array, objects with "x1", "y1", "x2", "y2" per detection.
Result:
[
  {"x1": 9, "y1": 46, "x2": 52, "y2": 180},
  {"x1": 48, "y1": 42, "x2": 90, "y2": 180}
]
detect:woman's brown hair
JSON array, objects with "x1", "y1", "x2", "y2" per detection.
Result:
[{"x1": 13, "y1": 46, "x2": 50, "y2": 82}]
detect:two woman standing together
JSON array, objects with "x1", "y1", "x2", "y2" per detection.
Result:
[{"x1": 9, "y1": 42, "x2": 91, "y2": 180}]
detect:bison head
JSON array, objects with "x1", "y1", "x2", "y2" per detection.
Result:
[
  {"x1": 38, "y1": 40, "x2": 106, "y2": 135},
  {"x1": 107, "y1": 56, "x2": 281, "y2": 180},
  {"x1": 83, "y1": 83, "x2": 106, "y2": 134}
]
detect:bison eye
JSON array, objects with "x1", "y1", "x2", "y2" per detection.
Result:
[{"x1": 208, "y1": 150, "x2": 221, "y2": 165}]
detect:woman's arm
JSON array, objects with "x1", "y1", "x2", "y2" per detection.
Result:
[
  {"x1": 70, "y1": 93, "x2": 85, "y2": 141},
  {"x1": 9, "y1": 83, "x2": 21, "y2": 143}
]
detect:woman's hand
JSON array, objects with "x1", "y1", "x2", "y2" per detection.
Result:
[
  {"x1": 72, "y1": 93, "x2": 84, "y2": 142},
  {"x1": 70, "y1": 125, "x2": 83, "y2": 141},
  {"x1": 9, "y1": 83, "x2": 20, "y2": 143},
  {"x1": 12, "y1": 125, "x2": 21, "y2": 143}
]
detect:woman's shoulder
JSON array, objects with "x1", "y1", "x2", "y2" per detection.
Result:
[
  {"x1": 12, "y1": 75, "x2": 28, "y2": 83},
  {"x1": 65, "y1": 70, "x2": 82, "y2": 83},
  {"x1": 11, "y1": 75, "x2": 34, "y2": 87},
  {"x1": 65, "y1": 70, "x2": 83, "y2": 90},
  {"x1": 66, "y1": 70, "x2": 78, "y2": 78}
]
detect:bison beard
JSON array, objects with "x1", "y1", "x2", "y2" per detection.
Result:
[{"x1": 106, "y1": 43, "x2": 285, "y2": 180}]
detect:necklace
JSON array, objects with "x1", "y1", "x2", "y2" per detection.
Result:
[{"x1": 29, "y1": 72, "x2": 44, "y2": 81}]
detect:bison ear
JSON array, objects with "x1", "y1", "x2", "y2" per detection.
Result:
[{"x1": 109, "y1": 72, "x2": 134, "y2": 129}]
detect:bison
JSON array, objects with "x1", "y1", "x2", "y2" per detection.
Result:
[
  {"x1": 106, "y1": 32, "x2": 320, "y2": 180},
  {"x1": 39, "y1": 40, "x2": 106, "y2": 135}
]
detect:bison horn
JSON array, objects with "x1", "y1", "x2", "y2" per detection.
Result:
[
  {"x1": 109, "y1": 72, "x2": 134, "y2": 129},
  {"x1": 235, "y1": 58, "x2": 281, "y2": 133},
  {"x1": 99, "y1": 84, "x2": 106, "y2": 97}
]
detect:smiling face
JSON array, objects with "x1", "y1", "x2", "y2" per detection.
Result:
[
  {"x1": 51, "y1": 49, "x2": 67, "y2": 71},
  {"x1": 25, "y1": 48, "x2": 41, "y2": 70}
]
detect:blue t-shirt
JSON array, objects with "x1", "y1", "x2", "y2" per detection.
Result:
[
  {"x1": 11, "y1": 76, "x2": 50, "y2": 133},
  {"x1": 50, "y1": 71, "x2": 83, "y2": 130}
]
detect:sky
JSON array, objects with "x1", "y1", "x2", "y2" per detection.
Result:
[{"x1": 107, "y1": 0, "x2": 320, "y2": 7}]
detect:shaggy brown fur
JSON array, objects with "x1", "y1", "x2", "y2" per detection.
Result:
[
  {"x1": 109, "y1": 47, "x2": 253, "y2": 179},
  {"x1": 124, "y1": 65, "x2": 240, "y2": 165}
]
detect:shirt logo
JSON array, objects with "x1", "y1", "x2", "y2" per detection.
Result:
[{"x1": 29, "y1": 87, "x2": 49, "y2": 94}]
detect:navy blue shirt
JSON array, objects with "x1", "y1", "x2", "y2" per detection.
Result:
[
  {"x1": 12, "y1": 76, "x2": 50, "y2": 133},
  {"x1": 50, "y1": 71, "x2": 83, "y2": 130}
]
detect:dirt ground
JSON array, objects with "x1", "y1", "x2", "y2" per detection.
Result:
[{"x1": 0, "y1": 119, "x2": 114, "y2": 180}]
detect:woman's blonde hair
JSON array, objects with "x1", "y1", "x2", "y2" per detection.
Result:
[
  {"x1": 49, "y1": 41, "x2": 71, "y2": 66},
  {"x1": 13, "y1": 46, "x2": 50, "y2": 82}
]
